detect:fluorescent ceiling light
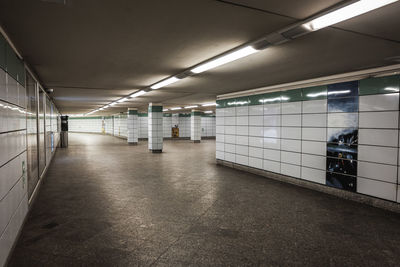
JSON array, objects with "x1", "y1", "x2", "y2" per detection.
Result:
[
  {"x1": 202, "y1": 103, "x2": 216, "y2": 107},
  {"x1": 170, "y1": 107, "x2": 182, "y2": 110},
  {"x1": 385, "y1": 87, "x2": 399, "y2": 92},
  {"x1": 204, "y1": 111, "x2": 213, "y2": 114},
  {"x1": 151, "y1": 76, "x2": 180, "y2": 89},
  {"x1": 184, "y1": 105, "x2": 198, "y2": 109},
  {"x1": 163, "y1": 109, "x2": 169, "y2": 112},
  {"x1": 303, "y1": 0, "x2": 398, "y2": 31},
  {"x1": 110, "y1": 102, "x2": 117, "y2": 106},
  {"x1": 117, "y1": 98, "x2": 128, "y2": 103},
  {"x1": 130, "y1": 91, "x2": 147, "y2": 98},
  {"x1": 191, "y1": 46, "x2": 258, "y2": 74}
]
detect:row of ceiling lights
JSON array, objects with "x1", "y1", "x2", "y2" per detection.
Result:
[{"x1": 84, "y1": 0, "x2": 397, "y2": 116}]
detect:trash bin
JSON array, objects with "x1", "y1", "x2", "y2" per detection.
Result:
[
  {"x1": 60, "y1": 131, "x2": 68, "y2": 148},
  {"x1": 60, "y1": 115, "x2": 69, "y2": 148}
]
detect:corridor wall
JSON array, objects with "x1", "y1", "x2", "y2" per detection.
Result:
[
  {"x1": 216, "y1": 74, "x2": 400, "y2": 204},
  {"x1": 0, "y1": 33, "x2": 61, "y2": 267},
  {"x1": 69, "y1": 113, "x2": 216, "y2": 139}
]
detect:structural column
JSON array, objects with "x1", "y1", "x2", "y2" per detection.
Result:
[
  {"x1": 148, "y1": 103, "x2": 163, "y2": 153},
  {"x1": 127, "y1": 108, "x2": 138, "y2": 145},
  {"x1": 191, "y1": 110, "x2": 202, "y2": 143}
]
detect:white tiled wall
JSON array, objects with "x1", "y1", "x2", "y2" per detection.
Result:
[
  {"x1": 127, "y1": 112, "x2": 138, "y2": 143},
  {"x1": 201, "y1": 116, "x2": 216, "y2": 137},
  {"x1": 0, "y1": 68, "x2": 28, "y2": 267},
  {"x1": 190, "y1": 114, "x2": 201, "y2": 141},
  {"x1": 216, "y1": 75, "x2": 400, "y2": 204},
  {"x1": 178, "y1": 116, "x2": 190, "y2": 138},
  {"x1": 69, "y1": 117, "x2": 103, "y2": 133},
  {"x1": 163, "y1": 116, "x2": 172, "y2": 138},
  {"x1": 357, "y1": 93, "x2": 399, "y2": 201},
  {"x1": 139, "y1": 114, "x2": 148, "y2": 138}
]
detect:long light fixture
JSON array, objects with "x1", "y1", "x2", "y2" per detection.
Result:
[
  {"x1": 303, "y1": 0, "x2": 398, "y2": 31},
  {"x1": 191, "y1": 46, "x2": 258, "y2": 74},
  {"x1": 170, "y1": 107, "x2": 182, "y2": 110},
  {"x1": 130, "y1": 90, "x2": 147, "y2": 98},
  {"x1": 117, "y1": 98, "x2": 128, "y2": 103},
  {"x1": 184, "y1": 105, "x2": 198, "y2": 109},
  {"x1": 151, "y1": 76, "x2": 180, "y2": 89},
  {"x1": 202, "y1": 103, "x2": 216, "y2": 107}
]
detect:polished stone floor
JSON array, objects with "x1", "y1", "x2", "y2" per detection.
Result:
[{"x1": 8, "y1": 133, "x2": 400, "y2": 266}]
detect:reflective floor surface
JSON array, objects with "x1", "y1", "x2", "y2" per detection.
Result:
[{"x1": 8, "y1": 133, "x2": 400, "y2": 266}]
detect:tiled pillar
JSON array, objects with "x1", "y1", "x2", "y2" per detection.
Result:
[
  {"x1": 127, "y1": 108, "x2": 138, "y2": 145},
  {"x1": 148, "y1": 103, "x2": 163, "y2": 153},
  {"x1": 191, "y1": 110, "x2": 202, "y2": 143}
]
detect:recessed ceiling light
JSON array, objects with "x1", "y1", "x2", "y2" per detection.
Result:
[{"x1": 170, "y1": 107, "x2": 182, "y2": 110}]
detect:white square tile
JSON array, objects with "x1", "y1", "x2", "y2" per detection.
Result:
[
  {"x1": 236, "y1": 106, "x2": 248, "y2": 116},
  {"x1": 224, "y1": 144, "x2": 235, "y2": 153},
  {"x1": 359, "y1": 94, "x2": 399, "y2": 112},
  {"x1": 224, "y1": 126, "x2": 236, "y2": 135},
  {"x1": 301, "y1": 154, "x2": 325, "y2": 170},
  {"x1": 357, "y1": 161, "x2": 397, "y2": 184},
  {"x1": 236, "y1": 135, "x2": 248, "y2": 145},
  {"x1": 302, "y1": 99, "x2": 327, "y2": 114},
  {"x1": 359, "y1": 111, "x2": 398, "y2": 129},
  {"x1": 357, "y1": 177, "x2": 396, "y2": 201},
  {"x1": 236, "y1": 116, "x2": 248, "y2": 126},
  {"x1": 263, "y1": 127, "x2": 281, "y2": 138},
  {"x1": 263, "y1": 115, "x2": 281, "y2": 127},
  {"x1": 281, "y1": 163, "x2": 300, "y2": 178},
  {"x1": 302, "y1": 114, "x2": 327, "y2": 127},
  {"x1": 249, "y1": 126, "x2": 264, "y2": 137},
  {"x1": 235, "y1": 145, "x2": 248, "y2": 156},
  {"x1": 249, "y1": 136, "x2": 263, "y2": 147},
  {"x1": 359, "y1": 129, "x2": 398, "y2": 147},
  {"x1": 224, "y1": 116, "x2": 235, "y2": 125},
  {"x1": 263, "y1": 160, "x2": 280, "y2": 173},
  {"x1": 263, "y1": 137, "x2": 280, "y2": 150},
  {"x1": 249, "y1": 147, "x2": 263, "y2": 158},
  {"x1": 358, "y1": 145, "x2": 398, "y2": 165},
  {"x1": 236, "y1": 126, "x2": 248, "y2": 136},
  {"x1": 263, "y1": 103, "x2": 281, "y2": 115},
  {"x1": 302, "y1": 141, "x2": 326, "y2": 156},
  {"x1": 249, "y1": 157, "x2": 263, "y2": 169},
  {"x1": 282, "y1": 115, "x2": 301, "y2": 127},
  {"x1": 225, "y1": 152, "x2": 235, "y2": 162},
  {"x1": 249, "y1": 115, "x2": 263, "y2": 126},
  {"x1": 281, "y1": 102, "x2": 301, "y2": 114},
  {"x1": 328, "y1": 113, "x2": 358, "y2": 128},
  {"x1": 281, "y1": 139, "x2": 301, "y2": 152},
  {"x1": 281, "y1": 127, "x2": 301, "y2": 139},
  {"x1": 235, "y1": 154, "x2": 249, "y2": 166},
  {"x1": 263, "y1": 148, "x2": 280, "y2": 161},
  {"x1": 302, "y1": 128, "x2": 326, "y2": 142},
  {"x1": 216, "y1": 151, "x2": 224, "y2": 160},
  {"x1": 224, "y1": 107, "x2": 235, "y2": 116},
  {"x1": 225, "y1": 134, "x2": 235, "y2": 144},
  {"x1": 281, "y1": 151, "x2": 301, "y2": 165},
  {"x1": 249, "y1": 105, "x2": 263, "y2": 116},
  {"x1": 301, "y1": 167, "x2": 325, "y2": 184}
]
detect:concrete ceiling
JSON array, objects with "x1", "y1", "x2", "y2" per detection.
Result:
[{"x1": 1, "y1": 0, "x2": 400, "y2": 114}]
